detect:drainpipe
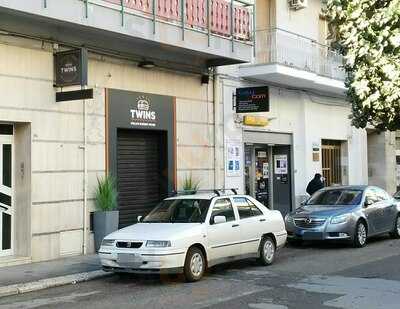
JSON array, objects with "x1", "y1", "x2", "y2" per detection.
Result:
[
  {"x1": 82, "y1": 86, "x2": 88, "y2": 255},
  {"x1": 213, "y1": 70, "x2": 220, "y2": 189}
]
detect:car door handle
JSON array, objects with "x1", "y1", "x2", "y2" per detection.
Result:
[
  {"x1": 232, "y1": 224, "x2": 240, "y2": 228},
  {"x1": 259, "y1": 218, "x2": 266, "y2": 222}
]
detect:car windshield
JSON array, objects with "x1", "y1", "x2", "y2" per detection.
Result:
[
  {"x1": 142, "y1": 199, "x2": 211, "y2": 223},
  {"x1": 306, "y1": 189, "x2": 363, "y2": 206}
]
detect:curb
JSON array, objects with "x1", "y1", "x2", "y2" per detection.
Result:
[{"x1": 0, "y1": 270, "x2": 112, "y2": 298}]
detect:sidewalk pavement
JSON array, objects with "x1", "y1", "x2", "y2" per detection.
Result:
[{"x1": 0, "y1": 254, "x2": 112, "y2": 298}]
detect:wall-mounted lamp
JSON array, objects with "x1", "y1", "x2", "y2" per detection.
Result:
[
  {"x1": 201, "y1": 74, "x2": 209, "y2": 84},
  {"x1": 138, "y1": 60, "x2": 156, "y2": 69}
]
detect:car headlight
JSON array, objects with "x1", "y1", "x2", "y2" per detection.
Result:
[
  {"x1": 285, "y1": 214, "x2": 294, "y2": 224},
  {"x1": 101, "y1": 239, "x2": 115, "y2": 247},
  {"x1": 146, "y1": 240, "x2": 171, "y2": 248},
  {"x1": 331, "y1": 214, "x2": 349, "y2": 224}
]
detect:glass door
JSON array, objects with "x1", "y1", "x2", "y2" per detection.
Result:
[
  {"x1": 254, "y1": 146, "x2": 269, "y2": 208},
  {"x1": 244, "y1": 144, "x2": 270, "y2": 208},
  {"x1": 0, "y1": 125, "x2": 14, "y2": 257}
]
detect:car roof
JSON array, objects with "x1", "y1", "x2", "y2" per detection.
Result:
[{"x1": 165, "y1": 193, "x2": 248, "y2": 200}]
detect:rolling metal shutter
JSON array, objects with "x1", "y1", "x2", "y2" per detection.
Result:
[{"x1": 117, "y1": 129, "x2": 163, "y2": 228}]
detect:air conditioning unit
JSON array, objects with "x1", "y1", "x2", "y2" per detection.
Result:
[{"x1": 289, "y1": 0, "x2": 308, "y2": 10}]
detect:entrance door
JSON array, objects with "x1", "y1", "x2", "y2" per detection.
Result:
[
  {"x1": 322, "y1": 140, "x2": 342, "y2": 186},
  {"x1": 0, "y1": 125, "x2": 14, "y2": 257},
  {"x1": 244, "y1": 145, "x2": 270, "y2": 208},
  {"x1": 272, "y1": 146, "x2": 292, "y2": 216},
  {"x1": 117, "y1": 129, "x2": 168, "y2": 228}
]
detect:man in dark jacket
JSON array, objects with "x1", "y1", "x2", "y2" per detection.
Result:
[{"x1": 306, "y1": 173, "x2": 324, "y2": 196}]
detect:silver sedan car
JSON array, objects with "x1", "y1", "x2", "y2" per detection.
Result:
[{"x1": 285, "y1": 186, "x2": 400, "y2": 247}]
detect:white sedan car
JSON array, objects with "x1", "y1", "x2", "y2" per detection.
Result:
[{"x1": 99, "y1": 191, "x2": 287, "y2": 281}]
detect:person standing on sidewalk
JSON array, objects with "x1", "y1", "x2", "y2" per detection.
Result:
[{"x1": 306, "y1": 173, "x2": 325, "y2": 196}]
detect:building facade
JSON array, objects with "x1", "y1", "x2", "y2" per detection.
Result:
[
  {"x1": 0, "y1": 0, "x2": 254, "y2": 264},
  {"x1": 219, "y1": 0, "x2": 371, "y2": 216}
]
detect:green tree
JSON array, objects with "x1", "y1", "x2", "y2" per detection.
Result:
[{"x1": 327, "y1": 0, "x2": 400, "y2": 131}]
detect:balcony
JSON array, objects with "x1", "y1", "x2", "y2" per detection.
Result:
[
  {"x1": 240, "y1": 28, "x2": 346, "y2": 96},
  {"x1": 0, "y1": 0, "x2": 254, "y2": 72}
]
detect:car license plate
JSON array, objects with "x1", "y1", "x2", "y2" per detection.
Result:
[
  {"x1": 303, "y1": 232, "x2": 323, "y2": 240},
  {"x1": 117, "y1": 253, "x2": 141, "y2": 265}
]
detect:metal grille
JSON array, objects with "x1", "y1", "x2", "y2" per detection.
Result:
[
  {"x1": 322, "y1": 141, "x2": 342, "y2": 186},
  {"x1": 294, "y1": 218, "x2": 326, "y2": 229},
  {"x1": 117, "y1": 129, "x2": 167, "y2": 228},
  {"x1": 116, "y1": 241, "x2": 143, "y2": 249}
]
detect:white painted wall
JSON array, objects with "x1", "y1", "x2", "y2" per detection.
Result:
[
  {"x1": 274, "y1": 0, "x2": 322, "y2": 41},
  {"x1": 222, "y1": 75, "x2": 368, "y2": 209}
]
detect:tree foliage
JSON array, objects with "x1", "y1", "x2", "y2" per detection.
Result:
[{"x1": 327, "y1": 0, "x2": 400, "y2": 131}]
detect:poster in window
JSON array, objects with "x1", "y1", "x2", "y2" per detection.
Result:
[
  {"x1": 226, "y1": 140, "x2": 242, "y2": 177},
  {"x1": 263, "y1": 162, "x2": 269, "y2": 178},
  {"x1": 274, "y1": 155, "x2": 288, "y2": 175}
]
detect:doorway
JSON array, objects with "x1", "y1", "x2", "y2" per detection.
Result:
[
  {"x1": 116, "y1": 129, "x2": 168, "y2": 228},
  {"x1": 244, "y1": 143, "x2": 292, "y2": 215},
  {"x1": 0, "y1": 124, "x2": 14, "y2": 257},
  {"x1": 322, "y1": 140, "x2": 342, "y2": 186},
  {"x1": 245, "y1": 145, "x2": 270, "y2": 207}
]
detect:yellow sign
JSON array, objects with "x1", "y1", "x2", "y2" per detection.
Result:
[{"x1": 243, "y1": 116, "x2": 269, "y2": 127}]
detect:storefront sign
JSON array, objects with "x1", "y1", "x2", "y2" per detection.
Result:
[
  {"x1": 257, "y1": 151, "x2": 267, "y2": 158},
  {"x1": 54, "y1": 49, "x2": 88, "y2": 87},
  {"x1": 130, "y1": 95, "x2": 157, "y2": 127},
  {"x1": 243, "y1": 116, "x2": 269, "y2": 127},
  {"x1": 274, "y1": 155, "x2": 288, "y2": 174},
  {"x1": 236, "y1": 86, "x2": 269, "y2": 113},
  {"x1": 226, "y1": 140, "x2": 242, "y2": 177}
]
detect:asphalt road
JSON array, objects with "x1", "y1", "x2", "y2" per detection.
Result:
[{"x1": 1, "y1": 235, "x2": 400, "y2": 309}]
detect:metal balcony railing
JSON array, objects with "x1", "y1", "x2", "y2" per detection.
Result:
[
  {"x1": 256, "y1": 28, "x2": 345, "y2": 81},
  {"x1": 96, "y1": 0, "x2": 254, "y2": 44}
]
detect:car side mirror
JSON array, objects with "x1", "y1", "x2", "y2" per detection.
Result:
[
  {"x1": 213, "y1": 216, "x2": 227, "y2": 225},
  {"x1": 137, "y1": 215, "x2": 143, "y2": 222},
  {"x1": 364, "y1": 199, "x2": 373, "y2": 207}
]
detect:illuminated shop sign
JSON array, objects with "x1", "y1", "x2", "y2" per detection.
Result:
[{"x1": 236, "y1": 86, "x2": 269, "y2": 113}]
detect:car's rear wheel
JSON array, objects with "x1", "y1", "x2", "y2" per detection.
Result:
[
  {"x1": 258, "y1": 236, "x2": 276, "y2": 266},
  {"x1": 389, "y1": 214, "x2": 400, "y2": 239},
  {"x1": 184, "y1": 247, "x2": 206, "y2": 282},
  {"x1": 353, "y1": 220, "x2": 367, "y2": 248}
]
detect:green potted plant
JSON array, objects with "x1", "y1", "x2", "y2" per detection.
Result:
[
  {"x1": 93, "y1": 175, "x2": 119, "y2": 252},
  {"x1": 181, "y1": 173, "x2": 200, "y2": 195}
]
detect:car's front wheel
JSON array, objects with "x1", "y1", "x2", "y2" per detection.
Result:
[
  {"x1": 389, "y1": 214, "x2": 400, "y2": 239},
  {"x1": 258, "y1": 236, "x2": 276, "y2": 265},
  {"x1": 184, "y1": 247, "x2": 206, "y2": 282},
  {"x1": 353, "y1": 220, "x2": 367, "y2": 248}
]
